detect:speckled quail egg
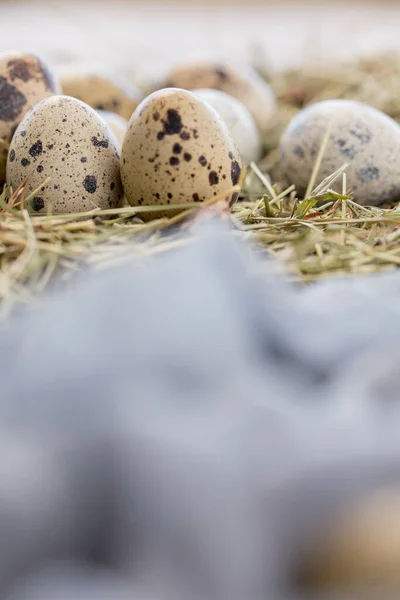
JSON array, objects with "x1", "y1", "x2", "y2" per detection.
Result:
[
  {"x1": 97, "y1": 110, "x2": 128, "y2": 150},
  {"x1": 300, "y1": 487, "x2": 400, "y2": 591},
  {"x1": 193, "y1": 88, "x2": 262, "y2": 164},
  {"x1": 7, "y1": 95, "x2": 123, "y2": 214},
  {"x1": 280, "y1": 99, "x2": 400, "y2": 206},
  {"x1": 162, "y1": 61, "x2": 276, "y2": 134},
  {"x1": 121, "y1": 88, "x2": 242, "y2": 217},
  {"x1": 60, "y1": 67, "x2": 142, "y2": 120},
  {"x1": 0, "y1": 51, "x2": 60, "y2": 185}
]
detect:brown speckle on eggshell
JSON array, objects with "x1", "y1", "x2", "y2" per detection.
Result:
[
  {"x1": 6, "y1": 95, "x2": 123, "y2": 214},
  {"x1": 279, "y1": 99, "x2": 400, "y2": 206},
  {"x1": 120, "y1": 88, "x2": 242, "y2": 218},
  {"x1": 0, "y1": 51, "x2": 60, "y2": 185}
]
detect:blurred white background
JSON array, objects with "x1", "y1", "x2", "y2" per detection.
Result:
[{"x1": 2, "y1": 0, "x2": 400, "y2": 85}]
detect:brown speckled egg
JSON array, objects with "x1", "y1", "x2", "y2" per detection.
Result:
[
  {"x1": 97, "y1": 110, "x2": 128, "y2": 150},
  {"x1": 7, "y1": 95, "x2": 123, "y2": 214},
  {"x1": 162, "y1": 61, "x2": 276, "y2": 134},
  {"x1": 60, "y1": 68, "x2": 142, "y2": 120},
  {"x1": 280, "y1": 100, "x2": 400, "y2": 206},
  {"x1": 0, "y1": 51, "x2": 60, "y2": 185},
  {"x1": 121, "y1": 88, "x2": 242, "y2": 216}
]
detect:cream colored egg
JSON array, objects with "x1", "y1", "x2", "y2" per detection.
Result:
[
  {"x1": 280, "y1": 99, "x2": 400, "y2": 206},
  {"x1": 193, "y1": 88, "x2": 262, "y2": 164},
  {"x1": 300, "y1": 487, "x2": 400, "y2": 591},
  {"x1": 121, "y1": 88, "x2": 242, "y2": 217},
  {"x1": 0, "y1": 51, "x2": 60, "y2": 185},
  {"x1": 7, "y1": 95, "x2": 123, "y2": 214},
  {"x1": 60, "y1": 67, "x2": 142, "y2": 120},
  {"x1": 162, "y1": 61, "x2": 276, "y2": 134},
  {"x1": 97, "y1": 110, "x2": 128, "y2": 149}
]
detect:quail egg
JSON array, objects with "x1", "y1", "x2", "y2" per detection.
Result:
[
  {"x1": 162, "y1": 61, "x2": 276, "y2": 134},
  {"x1": 193, "y1": 88, "x2": 262, "y2": 164},
  {"x1": 0, "y1": 51, "x2": 60, "y2": 185},
  {"x1": 121, "y1": 88, "x2": 242, "y2": 217},
  {"x1": 280, "y1": 99, "x2": 400, "y2": 206},
  {"x1": 7, "y1": 95, "x2": 123, "y2": 214},
  {"x1": 60, "y1": 67, "x2": 142, "y2": 120}
]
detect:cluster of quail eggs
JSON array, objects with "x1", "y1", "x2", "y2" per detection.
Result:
[
  {"x1": 2, "y1": 49, "x2": 400, "y2": 217},
  {"x1": 0, "y1": 50, "x2": 277, "y2": 216}
]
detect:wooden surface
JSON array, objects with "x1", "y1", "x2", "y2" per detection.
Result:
[{"x1": 1, "y1": 1, "x2": 400, "y2": 84}]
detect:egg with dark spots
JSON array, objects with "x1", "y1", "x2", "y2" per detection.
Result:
[
  {"x1": 280, "y1": 100, "x2": 400, "y2": 206},
  {"x1": 121, "y1": 88, "x2": 242, "y2": 217},
  {"x1": 0, "y1": 51, "x2": 60, "y2": 186},
  {"x1": 97, "y1": 110, "x2": 128, "y2": 150},
  {"x1": 6, "y1": 95, "x2": 123, "y2": 214},
  {"x1": 161, "y1": 61, "x2": 276, "y2": 134},
  {"x1": 60, "y1": 67, "x2": 142, "y2": 120}
]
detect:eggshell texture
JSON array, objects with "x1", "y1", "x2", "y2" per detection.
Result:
[
  {"x1": 97, "y1": 110, "x2": 128, "y2": 150},
  {"x1": 280, "y1": 99, "x2": 400, "y2": 206},
  {"x1": 0, "y1": 51, "x2": 60, "y2": 185},
  {"x1": 121, "y1": 88, "x2": 242, "y2": 216},
  {"x1": 300, "y1": 487, "x2": 400, "y2": 590},
  {"x1": 162, "y1": 61, "x2": 276, "y2": 134},
  {"x1": 60, "y1": 69, "x2": 142, "y2": 120},
  {"x1": 7, "y1": 95, "x2": 123, "y2": 214},
  {"x1": 193, "y1": 88, "x2": 262, "y2": 164}
]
